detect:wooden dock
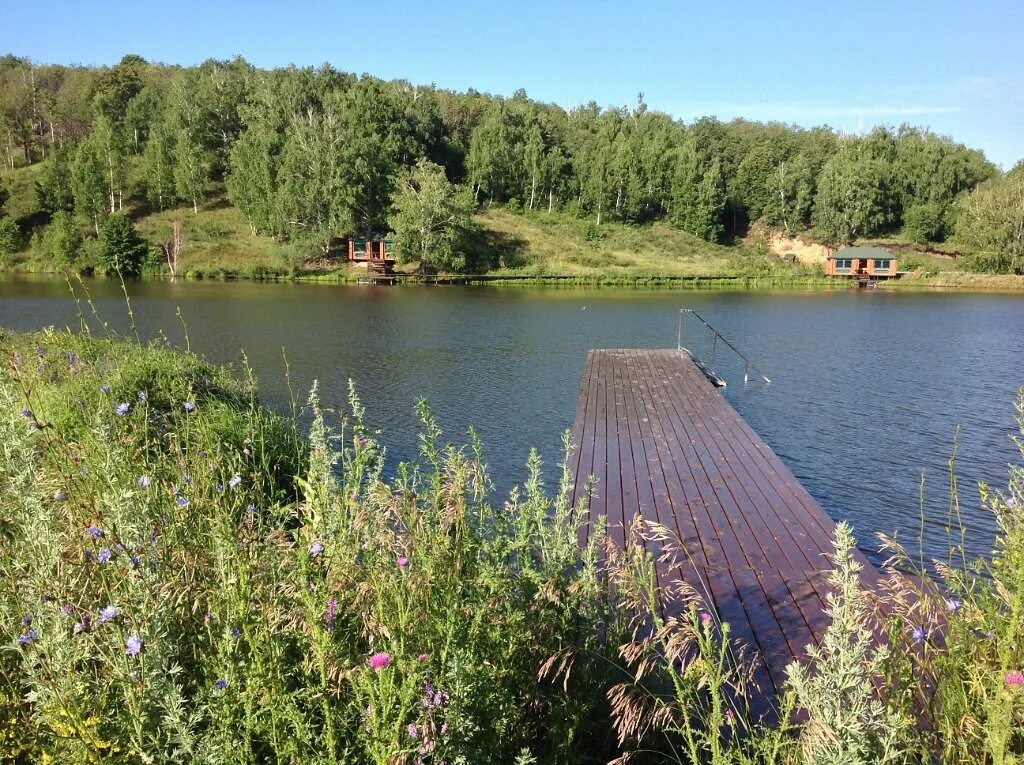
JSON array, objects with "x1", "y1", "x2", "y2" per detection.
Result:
[{"x1": 570, "y1": 349, "x2": 879, "y2": 712}]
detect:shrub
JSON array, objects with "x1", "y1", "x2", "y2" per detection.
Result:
[
  {"x1": 0, "y1": 217, "x2": 21, "y2": 257},
  {"x1": 98, "y1": 213, "x2": 148, "y2": 277}
]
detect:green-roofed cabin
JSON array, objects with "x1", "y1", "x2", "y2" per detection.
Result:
[
  {"x1": 826, "y1": 247, "x2": 898, "y2": 281},
  {"x1": 347, "y1": 236, "x2": 396, "y2": 274}
]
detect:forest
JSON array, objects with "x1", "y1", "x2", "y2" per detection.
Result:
[{"x1": 1, "y1": 53, "x2": 1022, "y2": 275}]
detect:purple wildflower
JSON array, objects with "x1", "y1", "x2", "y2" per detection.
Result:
[
  {"x1": 198, "y1": 449, "x2": 207, "y2": 457},
  {"x1": 228, "y1": 474, "x2": 241, "y2": 489},
  {"x1": 397, "y1": 556, "x2": 409, "y2": 568},
  {"x1": 945, "y1": 597, "x2": 962, "y2": 613},
  {"x1": 184, "y1": 401, "x2": 196, "y2": 413},
  {"x1": 1008, "y1": 497, "x2": 1017, "y2": 509},
  {"x1": 21, "y1": 616, "x2": 31, "y2": 626},
  {"x1": 911, "y1": 625, "x2": 930, "y2": 644},
  {"x1": 325, "y1": 599, "x2": 339, "y2": 630},
  {"x1": 440, "y1": 722, "x2": 449, "y2": 736},
  {"x1": 216, "y1": 483, "x2": 224, "y2": 493},
  {"x1": 176, "y1": 496, "x2": 189, "y2": 508},
  {"x1": 368, "y1": 652, "x2": 392, "y2": 671},
  {"x1": 18, "y1": 630, "x2": 39, "y2": 646},
  {"x1": 73, "y1": 621, "x2": 89, "y2": 635},
  {"x1": 407, "y1": 723, "x2": 420, "y2": 740},
  {"x1": 216, "y1": 678, "x2": 229, "y2": 690},
  {"x1": 88, "y1": 525, "x2": 104, "y2": 539},
  {"x1": 67, "y1": 352, "x2": 78, "y2": 365},
  {"x1": 21, "y1": 408, "x2": 32, "y2": 418},
  {"x1": 231, "y1": 627, "x2": 241, "y2": 639},
  {"x1": 137, "y1": 391, "x2": 147, "y2": 401},
  {"x1": 116, "y1": 402, "x2": 130, "y2": 416},
  {"x1": 138, "y1": 475, "x2": 151, "y2": 488},
  {"x1": 246, "y1": 503, "x2": 258, "y2": 513},
  {"x1": 97, "y1": 548, "x2": 112, "y2": 564},
  {"x1": 1006, "y1": 670, "x2": 1024, "y2": 687},
  {"x1": 125, "y1": 634, "x2": 143, "y2": 657},
  {"x1": 99, "y1": 605, "x2": 119, "y2": 623},
  {"x1": 181, "y1": 474, "x2": 192, "y2": 485},
  {"x1": 700, "y1": 611, "x2": 713, "y2": 625},
  {"x1": 100, "y1": 385, "x2": 111, "y2": 395},
  {"x1": 309, "y1": 541, "x2": 324, "y2": 557},
  {"x1": 130, "y1": 555, "x2": 141, "y2": 568},
  {"x1": 418, "y1": 653, "x2": 430, "y2": 662},
  {"x1": 61, "y1": 604, "x2": 74, "y2": 616}
]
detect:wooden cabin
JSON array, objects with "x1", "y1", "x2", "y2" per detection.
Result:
[
  {"x1": 347, "y1": 236, "x2": 396, "y2": 274},
  {"x1": 825, "y1": 247, "x2": 898, "y2": 281}
]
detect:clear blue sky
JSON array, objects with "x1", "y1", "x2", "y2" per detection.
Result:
[{"x1": 4, "y1": 0, "x2": 1022, "y2": 168}]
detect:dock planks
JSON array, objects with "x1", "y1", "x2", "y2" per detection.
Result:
[{"x1": 570, "y1": 349, "x2": 879, "y2": 713}]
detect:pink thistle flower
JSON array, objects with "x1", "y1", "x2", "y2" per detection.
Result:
[
  {"x1": 700, "y1": 611, "x2": 713, "y2": 625},
  {"x1": 1006, "y1": 670, "x2": 1024, "y2": 687},
  {"x1": 368, "y1": 652, "x2": 392, "y2": 671},
  {"x1": 397, "y1": 556, "x2": 409, "y2": 568},
  {"x1": 418, "y1": 652, "x2": 430, "y2": 662}
]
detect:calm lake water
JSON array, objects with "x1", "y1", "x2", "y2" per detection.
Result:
[{"x1": 2, "y1": 275, "x2": 1023, "y2": 564}]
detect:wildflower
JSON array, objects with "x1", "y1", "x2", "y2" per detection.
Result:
[
  {"x1": 172, "y1": 485, "x2": 179, "y2": 495},
  {"x1": 397, "y1": 556, "x2": 409, "y2": 568},
  {"x1": 137, "y1": 391, "x2": 148, "y2": 401},
  {"x1": 116, "y1": 402, "x2": 130, "y2": 416},
  {"x1": 440, "y1": 723, "x2": 449, "y2": 736},
  {"x1": 1008, "y1": 497, "x2": 1017, "y2": 509},
  {"x1": 88, "y1": 525, "x2": 104, "y2": 539},
  {"x1": 67, "y1": 352, "x2": 78, "y2": 365},
  {"x1": 138, "y1": 475, "x2": 151, "y2": 488},
  {"x1": 1006, "y1": 670, "x2": 1024, "y2": 687},
  {"x1": 97, "y1": 548, "x2": 112, "y2": 564},
  {"x1": 725, "y1": 709, "x2": 736, "y2": 725},
  {"x1": 203, "y1": 612, "x2": 212, "y2": 624},
  {"x1": 184, "y1": 401, "x2": 196, "y2": 413},
  {"x1": 216, "y1": 483, "x2": 224, "y2": 493},
  {"x1": 228, "y1": 474, "x2": 241, "y2": 489},
  {"x1": 407, "y1": 723, "x2": 420, "y2": 740},
  {"x1": 53, "y1": 490, "x2": 68, "y2": 502},
  {"x1": 61, "y1": 604, "x2": 74, "y2": 615},
  {"x1": 182, "y1": 474, "x2": 192, "y2": 485},
  {"x1": 176, "y1": 496, "x2": 189, "y2": 508},
  {"x1": 911, "y1": 625, "x2": 930, "y2": 644},
  {"x1": 216, "y1": 679, "x2": 229, "y2": 690},
  {"x1": 945, "y1": 597, "x2": 962, "y2": 613},
  {"x1": 987, "y1": 630, "x2": 997, "y2": 641},
  {"x1": 246, "y1": 503, "x2": 258, "y2": 513},
  {"x1": 21, "y1": 408, "x2": 32, "y2": 418},
  {"x1": 125, "y1": 634, "x2": 143, "y2": 657},
  {"x1": 21, "y1": 616, "x2": 31, "y2": 626},
  {"x1": 100, "y1": 385, "x2": 111, "y2": 395},
  {"x1": 231, "y1": 627, "x2": 241, "y2": 639},
  {"x1": 418, "y1": 653, "x2": 430, "y2": 662},
  {"x1": 368, "y1": 652, "x2": 392, "y2": 671},
  {"x1": 325, "y1": 599, "x2": 339, "y2": 630},
  {"x1": 198, "y1": 449, "x2": 207, "y2": 457},
  {"x1": 700, "y1": 611, "x2": 713, "y2": 625},
  {"x1": 309, "y1": 541, "x2": 324, "y2": 557},
  {"x1": 73, "y1": 621, "x2": 89, "y2": 635},
  {"x1": 130, "y1": 555, "x2": 141, "y2": 568},
  {"x1": 18, "y1": 630, "x2": 39, "y2": 646},
  {"x1": 99, "y1": 605, "x2": 119, "y2": 623}
]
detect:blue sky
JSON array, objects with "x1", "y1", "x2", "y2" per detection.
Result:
[{"x1": 4, "y1": 0, "x2": 1022, "y2": 168}]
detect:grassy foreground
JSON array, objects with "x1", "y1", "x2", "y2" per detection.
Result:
[{"x1": 1, "y1": 327, "x2": 1023, "y2": 764}]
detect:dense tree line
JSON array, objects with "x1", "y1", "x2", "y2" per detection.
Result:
[{"x1": 1, "y1": 53, "x2": 1020, "y2": 273}]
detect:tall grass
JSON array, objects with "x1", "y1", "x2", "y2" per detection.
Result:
[{"x1": 1, "y1": 325, "x2": 1022, "y2": 763}]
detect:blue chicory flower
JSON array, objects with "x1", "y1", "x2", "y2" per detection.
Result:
[
  {"x1": 97, "y1": 548, "x2": 112, "y2": 564},
  {"x1": 228, "y1": 474, "x2": 241, "y2": 489},
  {"x1": 138, "y1": 475, "x2": 151, "y2": 488},
  {"x1": 176, "y1": 496, "x2": 189, "y2": 508},
  {"x1": 99, "y1": 605, "x2": 119, "y2": 623},
  {"x1": 137, "y1": 391, "x2": 147, "y2": 401},
  {"x1": 309, "y1": 541, "x2": 324, "y2": 557},
  {"x1": 100, "y1": 385, "x2": 111, "y2": 395},
  {"x1": 216, "y1": 678, "x2": 228, "y2": 690},
  {"x1": 911, "y1": 625, "x2": 930, "y2": 644},
  {"x1": 21, "y1": 408, "x2": 32, "y2": 418},
  {"x1": 184, "y1": 401, "x2": 196, "y2": 413},
  {"x1": 88, "y1": 525, "x2": 104, "y2": 539},
  {"x1": 18, "y1": 630, "x2": 39, "y2": 646},
  {"x1": 116, "y1": 402, "x2": 130, "y2": 416},
  {"x1": 125, "y1": 634, "x2": 143, "y2": 657}
]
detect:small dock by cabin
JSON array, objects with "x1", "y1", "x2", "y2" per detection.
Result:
[{"x1": 570, "y1": 347, "x2": 880, "y2": 716}]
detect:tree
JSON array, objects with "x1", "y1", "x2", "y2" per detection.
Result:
[
  {"x1": 0, "y1": 218, "x2": 19, "y2": 258},
  {"x1": 70, "y1": 138, "x2": 108, "y2": 234},
  {"x1": 142, "y1": 122, "x2": 176, "y2": 211},
  {"x1": 42, "y1": 210, "x2": 81, "y2": 268},
  {"x1": 956, "y1": 165, "x2": 1024, "y2": 274},
  {"x1": 389, "y1": 159, "x2": 474, "y2": 272},
  {"x1": 97, "y1": 213, "x2": 147, "y2": 276},
  {"x1": 35, "y1": 147, "x2": 74, "y2": 213},
  {"x1": 813, "y1": 141, "x2": 897, "y2": 243}
]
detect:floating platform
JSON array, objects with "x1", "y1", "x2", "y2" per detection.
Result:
[{"x1": 570, "y1": 349, "x2": 880, "y2": 716}]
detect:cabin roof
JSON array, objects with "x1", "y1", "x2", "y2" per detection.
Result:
[{"x1": 828, "y1": 246, "x2": 895, "y2": 260}]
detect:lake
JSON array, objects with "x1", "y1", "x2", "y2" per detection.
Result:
[{"x1": 2, "y1": 275, "x2": 1022, "y2": 564}]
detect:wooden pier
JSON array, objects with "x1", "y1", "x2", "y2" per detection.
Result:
[{"x1": 570, "y1": 349, "x2": 879, "y2": 713}]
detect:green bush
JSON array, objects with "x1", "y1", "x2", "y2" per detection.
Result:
[
  {"x1": 98, "y1": 213, "x2": 148, "y2": 277},
  {"x1": 0, "y1": 217, "x2": 21, "y2": 257}
]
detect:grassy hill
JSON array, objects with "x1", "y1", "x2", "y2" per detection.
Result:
[{"x1": 3, "y1": 159, "x2": 1017, "y2": 289}]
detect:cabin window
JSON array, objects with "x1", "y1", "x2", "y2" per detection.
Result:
[
  {"x1": 874, "y1": 259, "x2": 891, "y2": 272},
  {"x1": 834, "y1": 258, "x2": 852, "y2": 273}
]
